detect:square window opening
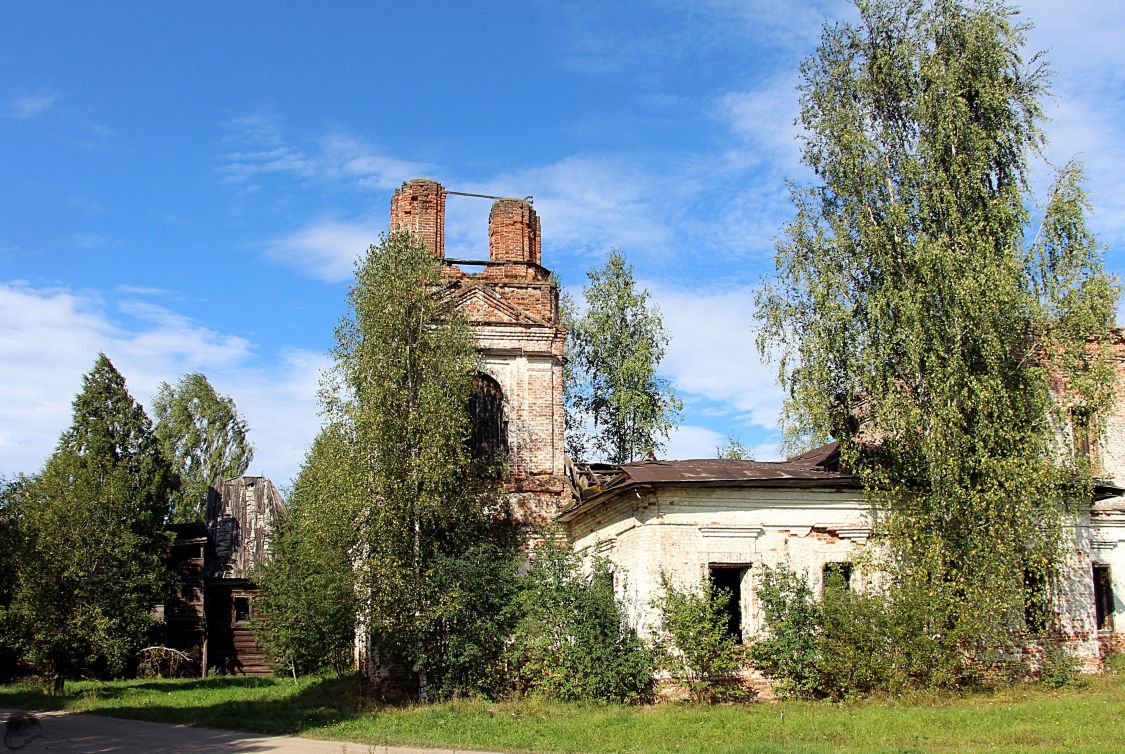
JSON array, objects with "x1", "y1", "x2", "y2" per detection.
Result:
[
  {"x1": 709, "y1": 565, "x2": 747, "y2": 645},
  {"x1": 823, "y1": 561, "x2": 853, "y2": 591},
  {"x1": 234, "y1": 596, "x2": 252, "y2": 625}
]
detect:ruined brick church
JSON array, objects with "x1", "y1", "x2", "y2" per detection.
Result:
[
  {"x1": 389, "y1": 177, "x2": 1125, "y2": 674},
  {"x1": 162, "y1": 177, "x2": 1125, "y2": 678}
]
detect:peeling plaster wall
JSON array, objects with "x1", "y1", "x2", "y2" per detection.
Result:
[
  {"x1": 568, "y1": 486, "x2": 870, "y2": 642},
  {"x1": 1088, "y1": 507, "x2": 1125, "y2": 656},
  {"x1": 568, "y1": 485, "x2": 1125, "y2": 665}
]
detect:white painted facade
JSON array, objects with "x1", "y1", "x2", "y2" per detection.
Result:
[
  {"x1": 563, "y1": 476, "x2": 1125, "y2": 664},
  {"x1": 565, "y1": 484, "x2": 870, "y2": 642}
]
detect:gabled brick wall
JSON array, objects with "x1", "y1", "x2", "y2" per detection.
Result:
[{"x1": 388, "y1": 179, "x2": 567, "y2": 525}]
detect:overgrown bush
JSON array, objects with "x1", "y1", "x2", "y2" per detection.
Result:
[
  {"x1": 747, "y1": 564, "x2": 823, "y2": 698},
  {"x1": 412, "y1": 537, "x2": 523, "y2": 697},
  {"x1": 651, "y1": 573, "x2": 744, "y2": 702},
  {"x1": 750, "y1": 563, "x2": 975, "y2": 699},
  {"x1": 814, "y1": 571, "x2": 897, "y2": 698},
  {"x1": 1037, "y1": 638, "x2": 1084, "y2": 689},
  {"x1": 506, "y1": 536, "x2": 653, "y2": 703}
]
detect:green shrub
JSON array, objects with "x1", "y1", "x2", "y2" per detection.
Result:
[
  {"x1": 651, "y1": 573, "x2": 744, "y2": 702},
  {"x1": 748, "y1": 564, "x2": 822, "y2": 698},
  {"x1": 749, "y1": 563, "x2": 978, "y2": 699},
  {"x1": 1038, "y1": 639, "x2": 1084, "y2": 689},
  {"x1": 506, "y1": 536, "x2": 653, "y2": 703}
]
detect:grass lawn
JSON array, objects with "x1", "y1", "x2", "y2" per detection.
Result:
[{"x1": 2, "y1": 668, "x2": 1124, "y2": 754}]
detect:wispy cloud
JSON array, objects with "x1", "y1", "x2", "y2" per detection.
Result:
[
  {"x1": 319, "y1": 133, "x2": 429, "y2": 191},
  {"x1": 715, "y1": 72, "x2": 803, "y2": 169},
  {"x1": 219, "y1": 115, "x2": 427, "y2": 194},
  {"x1": 115, "y1": 284, "x2": 175, "y2": 297},
  {"x1": 1019, "y1": 0, "x2": 1125, "y2": 250},
  {"x1": 263, "y1": 153, "x2": 684, "y2": 284},
  {"x1": 7, "y1": 93, "x2": 55, "y2": 120},
  {"x1": 663, "y1": 424, "x2": 726, "y2": 460},
  {"x1": 264, "y1": 217, "x2": 379, "y2": 283},
  {"x1": 69, "y1": 232, "x2": 106, "y2": 250},
  {"x1": 454, "y1": 156, "x2": 677, "y2": 263},
  {"x1": 0, "y1": 282, "x2": 325, "y2": 486},
  {"x1": 218, "y1": 114, "x2": 315, "y2": 188}
]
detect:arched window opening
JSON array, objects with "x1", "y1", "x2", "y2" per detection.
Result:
[{"x1": 469, "y1": 373, "x2": 507, "y2": 467}]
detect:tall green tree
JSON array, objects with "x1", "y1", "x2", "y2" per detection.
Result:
[
  {"x1": 152, "y1": 373, "x2": 254, "y2": 522},
  {"x1": 6, "y1": 354, "x2": 177, "y2": 691},
  {"x1": 0, "y1": 475, "x2": 29, "y2": 680},
  {"x1": 328, "y1": 231, "x2": 518, "y2": 699},
  {"x1": 253, "y1": 423, "x2": 362, "y2": 676},
  {"x1": 569, "y1": 250, "x2": 682, "y2": 463},
  {"x1": 756, "y1": 0, "x2": 1117, "y2": 670}
]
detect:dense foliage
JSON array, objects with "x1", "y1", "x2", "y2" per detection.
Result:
[
  {"x1": 252, "y1": 424, "x2": 362, "y2": 676},
  {"x1": 0, "y1": 476, "x2": 28, "y2": 680},
  {"x1": 323, "y1": 231, "x2": 518, "y2": 699},
  {"x1": 746, "y1": 565, "x2": 822, "y2": 699},
  {"x1": 3, "y1": 355, "x2": 176, "y2": 692},
  {"x1": 152, "y1": 372, "x2": 254, "y2": 523},
  {"x1": 566, "y1": 250, "x2": 682, "y2": 463},
  {"x1": 751, "y1": 563, "x2": 1011, "y2": 699},
  {"x1": 652, "y1": 573, "x2": 743, "y2": 702},
  {"x1": 506, "y1": 537, "x2": 653, "y2": 703},
  {"x1": 756, "y1": 0, "x2": 1117, "y2": 671}
]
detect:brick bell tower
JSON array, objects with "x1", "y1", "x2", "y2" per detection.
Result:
[{"x1": 390, "y1": 178, "x2": 567, "y2": 525}]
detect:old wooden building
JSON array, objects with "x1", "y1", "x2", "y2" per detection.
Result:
[{"x1": 155, "y1": 476, "x2": 286, "y2": 675}]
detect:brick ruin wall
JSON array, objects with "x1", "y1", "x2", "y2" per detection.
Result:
[{"x1": 390, "y1": 179, "x2": 567, "y2": 527}]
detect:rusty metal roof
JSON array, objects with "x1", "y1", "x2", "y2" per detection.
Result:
[
  {"x1": 614, "y1": 457, "x2": 849, "y2": 485},
  {"x1": 786, "y1": 441, "x2": 840, "y2": 468},
  {"x1": 559, "y1": 446, "x2": 857, "y2": 521}
]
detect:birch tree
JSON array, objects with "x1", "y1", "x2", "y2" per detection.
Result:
[
  {"x1": 569, "y1": 250, "x2": 682, "y2": 463},
  {"x1": 327, "y1": 231, "x2": 517, "y2": 699},
  {"x1": 153, "y1": 373, "x2": 253, "y2": 523},
  {"x1": 756, "y1": 0, "x2": 1117, "y2": 668}
]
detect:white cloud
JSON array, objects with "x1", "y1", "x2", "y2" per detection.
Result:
[
  {"x1": 446, "y1": 156, "x2": 678, "y2": 264},
  {"x1": 262, "y1": 153, "x2": 685, "y2": 283},
  {"x1": 716, "y1": 73, "x2": 803, "y2": 168},
  {"x1": 8, "y1": 93, "x2": 55, "y2": 120},
  {"x1": 0, "y1": 282, "x2": 324, "y2": 487},
  {"x1": 662, "y1": 424, "x2": 725, "y2": 460},
  {"x1": 219, "y1": 114, "x2": 315, "y2": 187},
  {"x1": 661, "y1": 426, "x2": 784, "y2": 462},
  {"x1": 648, "y1": 281, "x2": 784, "y2": 432},
  {"x1": 319, "y1": 134, "x2": 429, "y2": 191},
  {"x1": 264, "y1": 217, "x2": 379, "y2": 283}
]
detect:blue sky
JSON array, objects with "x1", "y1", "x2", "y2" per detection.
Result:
[{"x1": 3, "y1": 1, "x2": 1124, "y2": 487}]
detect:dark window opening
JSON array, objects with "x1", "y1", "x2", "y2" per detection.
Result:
[
  {"x1": 1023, "y1": 568, "x2": 1049, "y2": 635},
  {"x1": 468, "y1": 374, "x2": 507, "y2": 470},
  {"x1": 1072, "y1": 407, "x2": 1094, "y2": 459},
  {"x1": 709, "y1": 566, "x2": 747, "y2": 644},
  {"x1": 823, "y1": 562, "x2": 853, "y2": 591},
  {"x1": 1094, "y1": 564, "x2": 1114, "y2": 632},
  {"x1": 234, "y1": 596, "x2": 251, "y2": 625}
]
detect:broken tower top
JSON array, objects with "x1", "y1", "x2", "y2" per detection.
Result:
[{"x1": 389, "y1": 178, "x2": 540, "y2": 266}]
